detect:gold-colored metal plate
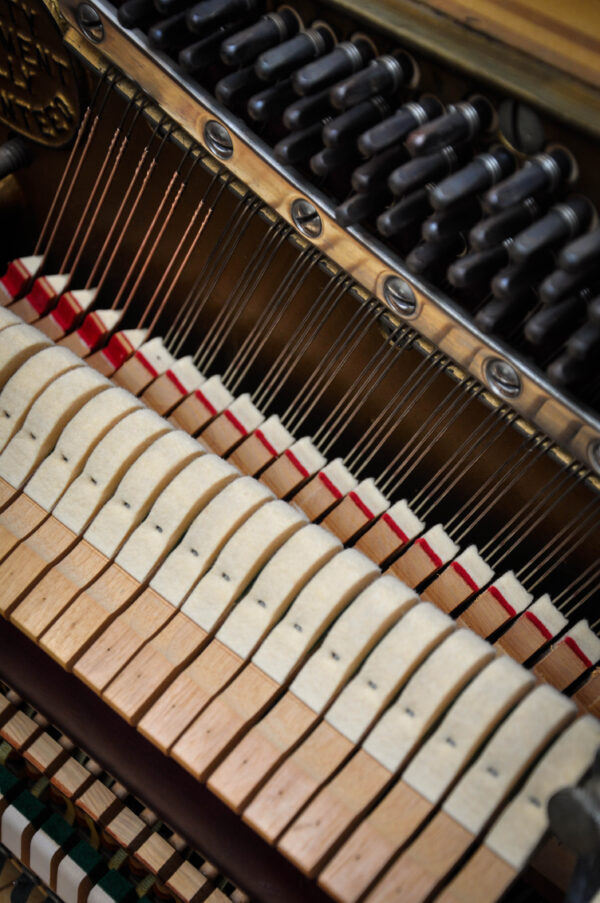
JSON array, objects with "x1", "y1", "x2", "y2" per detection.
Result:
[{"x1": 0, "y1": 0, "x2": 80, "y2": 146}]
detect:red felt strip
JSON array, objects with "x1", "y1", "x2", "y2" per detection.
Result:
[
  {"x1": 224, "y1": 408, "x2": 248, "y2": 436},
  {"x1": 416, "y1": 537, "x2": 443, "y2": 568},
  {"x1": 77, "y1": 313, "x2": 108, "y2": 351},
  {"x1": 51, "y1": 294, "x2": 81, "y2": 332},
  {"x1": 285, "y1": 449, "x2": 309, "y2": 478},
  {"x1": 318, "y1": 471, "x2": 344, "y2": 500},
  {"x1": 382, "y1": 513, "x2": 409, "y2": 544},
  {"x1": 27, "y1": 278, "x2": 57, "y2": 315},
  {"x1": 348, "y1": 490, "x2": 375, "y2": 522},
  {"x1": 524, "y1": 610, "x2": 553, "y2": 640},
  {"x1": 451, "y1": 560, "x2": 480, "y2": 594},
  {"x1": 166, "y1": 369, "x2": 189, "y2": 397},
  {"x1": 255, "y1": 429, "x2": 279, "y2": 458},
  {"x1": 103, "y1": 333, "x2": 134, "y2": 370},
  {"x1": 135, "y1": 351, "x2": 159, "y2": 379},
  {"x1": 488, "y1": 585, "x2": 516, "y2": 618},
  {"x1": 194, "y1": 389, "x2": 217, "y2": 417},
  {"x1": 564, "y1": 635, "x2": 593, "y2": 668},
  {"x1": 1, "y1": 260, "x2": 31, "y2": 299}
]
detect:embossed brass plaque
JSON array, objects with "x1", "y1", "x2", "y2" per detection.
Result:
[{"x1": 0, "y1": 0, "x2": 79, "y2": 146}]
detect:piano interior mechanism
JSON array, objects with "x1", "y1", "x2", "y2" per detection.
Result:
[{"x1": 0, "y1": 0, "x2": 599, "y2": 900}]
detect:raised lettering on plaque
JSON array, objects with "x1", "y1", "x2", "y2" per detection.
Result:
[{"x1": 0, "y1": 0, "x2": 79, "y2": 146}]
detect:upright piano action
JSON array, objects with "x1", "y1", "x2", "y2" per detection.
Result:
[{"x1": 0, "y1": 0, "x2": 598, "y2": 900}]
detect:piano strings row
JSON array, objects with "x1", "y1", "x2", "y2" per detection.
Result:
[
  {"x1": 2, "y1": 77, "x2": 598, "y2": 676},
  {"x1": 1, "y1": 79, "x2": 599, "y2": 700},
  {"x1": 4, "y1": 38, "x2": 600, "y2": 408},
  {"x1": 107, "y1": 0, "x2": 600, "y2": 409},
  {"x1": 0, "y1": 77, "x2": 598, "y2": 902}
]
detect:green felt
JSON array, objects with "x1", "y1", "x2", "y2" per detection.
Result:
[
  {"x1": 96, "y1": 869, "x2": 136, "y2": 903},
  {"x1": 69, "y1": 839, "x2": 105, "y2": 876},
  {"x1": 0, "y1": 766, "x2": 19, "y2": 796},
  {"x1": 41, "y1": 812, "x2": 77, "y2": 847},
  {"x1": 13, "y1": 790, "x2": 46, "y2": 824}
]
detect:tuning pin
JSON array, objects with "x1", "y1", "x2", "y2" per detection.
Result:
[
  {"x1": 485, "y1": 147, "x2": 574, "y2": 211},
  {"x1": 588, "y1": 295, "x2": 600, "y2": 322},
  {"x1": 429, "y1": 147, "x2": 515, "y2": 211},
  {"x1": 525, "y1": 295, "x2": 585, "y2": 346},
  {"x1": 330, "y1": 51, "x2": 415, "y2": 110},
  {"x1": 358, "y1": 97, "x2": 443, "y2": 157},
  {"x1": 567, "y1": 320, "x2": 600, "y2": 360},
  {"x1": 547, "y1": 351, "x2": 591, "y2": 386},
  {"x1": 216, "y1": 64, "x2": 263, "y2": 107},
  {"x1": 283, "y1": 88, "x2": 333, "y2": 130},
  {"x1": 247, "y1": 78, "x2": 297, "y2": 121},
  {"x1": 492, "y1": 252, "x2": 554, "y2": 299},
  {"x1": 255, "y1": 24, "x2": 335, "y2": 82},
  {"x1": 180, "y1": 19, "x2": 246, "y2": 70},
  {"x1": 0, "y1": 136, "x2": 30, "y2": 179},
  {"x1": 406, "y1": 96, "x2": 494, "y2": 157},
  {"x1": 469, "y1": 197, "x2": 542, "y2": 250},
  {"x1": 220, "y1": 9, "x2": 300, "y2": 65},
  {"x1": 406, "y1": 233, "x2": 465, "y2": 278},
  {"x1": 422, "y1": 197, "x2": 481, "y2": 243},
  {"x1": 154, "y1": 0, "x2": 187, "y2": 15},
  {"x1": 387, "y1": 142, "x2": 471, "y2": 198},
  {"x1": 186, "y1": 0, "x2": 259, "y2": 35},
  {"x1": 509, "y1": 196, "x2": 594, "y2": 265},
  {"x1": 336, "y1": 188, "x2": 390, "y2": 227},
  {"x1": 351, "y1": 145, "x2": 408, "y2": 193},
  {"x1": 118, "y1": 0, "x2": 156, "y2": 28},
  {"x1": 559, "y1": 226, "x2": 600, "y2": 273},
  {"x1": 476, "y1": 292, "x2": 533, "y2": 334},
  {"x1": 323, "y1": 97, "x2": 390, "y2": 149},
  {"x1": 148, "y1": 11, "x2": 190, "y2": 50},
  {"x1": 293, "y1": 36, "x2": 374, "y2": 96},
  {"x1": 448, "y1": 243, "x2": 509, "y2": 289},
  {"x1": 539, "y1": 262, "x2": 600, "y2": 306},
  {"x1": 376, "y1": 188, "x2": 431, "y2": 237},
  {"x1": 274, "y1": 121, "x2": 324, "y2": 164},
  {"x1": 310, "y1": 144, "x2": 360, "y2": 176}
]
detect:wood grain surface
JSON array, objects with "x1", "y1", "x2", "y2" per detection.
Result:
[{"x1": 419, "y1": 0, "x2": 600, "y2": 87}]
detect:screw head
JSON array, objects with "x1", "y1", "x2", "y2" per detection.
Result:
[
  {"x1": 203, "y1": 120, "x2": 233, "y2": 160},
  {"x1": 497, "y1": 99, "x2": 545, "y2": 155},
  {"x1": 588, "y1": 438, "x2": 600, "y2": 475},
  {"x1": 485, "y1": 357, "x2": 521, "y2": 398},
  {"x1": 383, "y1": 275, "x2": 417, "y2": 317},
  {"x1": 291, "y1": 198, "x2": 322, "y2": 238},
  {"x1": 76, "y1": 3, "x2": 104, "y2": 42}
]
